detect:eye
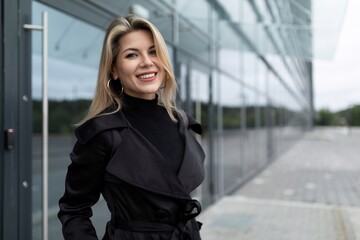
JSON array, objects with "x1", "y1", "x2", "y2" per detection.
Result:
[
  {"x1": 125, "y1": 53, "x2": 137, "y2": 59},
  {"x1": 149, "y1": 49, "x2": 157, "y2": 56}
]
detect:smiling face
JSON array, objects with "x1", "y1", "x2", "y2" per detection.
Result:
[{"x1": 112, "y1": 30, "x2": 164, "y2": 100}]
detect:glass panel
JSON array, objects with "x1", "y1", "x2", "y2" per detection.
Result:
[
  {"x1": 258, "y1": 59, "x2": 267, "y2": 94},
  {"x1": 189, "y1": 67, "x2": 209, "y2": 203},
  {"x1": 149, "y1": 0, "x2": 349, "y2": 61},
  {"x1": 31, "y1": 23, "x2": 43, "y2": 240},
  {"x1": 191, "y1": 68, "x2": 209, "y2": 108},
  {"x1": 267, "y1": 54, "x2": 302, "y2": 97},
  {"x1": 178, "y1": 27, "x2": 210, "y2": 63},
  {"x1": 177, "y1": 54, "x2": 213, "y2": 205},
  {"x1": 219, "y1": 74, "x2": 243, "y2": 193},
  {"x1": 31, "y1": 2, "x2": 108, "y2": 239},
  {"x1": 312, "y1": 0, "x2": 348, "y2": 59},
  {"x1": 176, "y1": 0, "x2": 209, "y2": 34},
  {"x1": 242, "y1": 52, "x2": 258, "y2": 88},
  {"x1": 219, "y1": 49, "x2": 241, "y2": 77},
  {"x1": 267, "y1": 71, "x2": 281, "y2": 157},
  {"x1": 215, "y1": 0, "x2": 349, "y2": 60},
  {"x1": 243, "y1": 87, "x2": 258, "y2": 176},
  {"x1": 254, "y1": 94, "x2": 268, "y2": 168},
  {"x1": 178, "y1": 63, "x2": 187, "y2": 106},
  {"x1": 87, "y1": 0, "x2": 175, "y2": 44},
  {"x1": 218, "y1": 0, "x2": 255, "y2": 23}
]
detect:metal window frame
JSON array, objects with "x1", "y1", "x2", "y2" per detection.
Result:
[
  {"x1": 0, "y1": 0, "x2": 3, "y2": 238},
  {"x1": 1, "y1": 0, "x2": 114, "y2": 239},
  {"x1": 2, "y1": 0, "x2": 26, "y2": 238}
]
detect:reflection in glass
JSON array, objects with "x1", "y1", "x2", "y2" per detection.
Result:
[
  {"x1": 31, "y1": 2, "x2": 107, "y2": 239},
  {"x1": 189, "y1": 67, "x2": 209, "y2": 202},
  {"x1": 218, "y1": 74, "x2": 243, "y2": 193}
]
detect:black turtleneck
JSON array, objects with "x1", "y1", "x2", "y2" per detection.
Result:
[{"x1": 121, "y1": 94, "x2": 184, "y2": 173}]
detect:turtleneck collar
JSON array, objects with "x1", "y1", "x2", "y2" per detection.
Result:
[{"x1": 121, "y1": 93, "x2": 159, "y2": 115}]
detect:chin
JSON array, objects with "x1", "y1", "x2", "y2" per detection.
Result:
[{"x1": 145, "y1": 84, "x2": 163, "y2": 93}]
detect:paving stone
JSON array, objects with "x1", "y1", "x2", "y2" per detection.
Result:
[
  {"x1": 199, "y1": 197, "x2": 358, "y2": 240},
  {"x1": 199, "y1": 127, "x2": 360, "y2": 240}
]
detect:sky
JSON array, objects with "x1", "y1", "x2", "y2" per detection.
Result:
[{"x1": 313, "y1": 0, "x2": 360, "y2": 111}]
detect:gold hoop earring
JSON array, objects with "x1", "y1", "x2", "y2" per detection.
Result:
[
  {"x1": 108, "y1": 78, "x2": 124, "y2": 96},
  {"x1": 107, "y1": 79, "x2": 112, "y2": 90},
  {"x1": 120, "y1": 85, "x2": 124, "y2": 95}
]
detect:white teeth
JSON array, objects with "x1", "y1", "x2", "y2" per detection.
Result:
[{"x1": 139, "y1": 73, "x2": 155, "y2": 79}]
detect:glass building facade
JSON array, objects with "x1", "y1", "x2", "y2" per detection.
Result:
[{"x1": 0, "y1": 0, "x2": 348, "y2": 239}]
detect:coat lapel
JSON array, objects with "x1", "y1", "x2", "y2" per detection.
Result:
[
  {"x1": 176, "y1": 112, "x2": 205, "y2": 193},
  {"x1": 106, "y1": 125, "x2": 192, "y2": 199},
  {"x1": 76, "y1": 110, "x2": 205, "y2": 199}
]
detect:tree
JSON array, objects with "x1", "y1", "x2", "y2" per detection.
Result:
[
  {"x1": 316, "y1": 108, "x2": 341, "y2": 126},
  {"x1": 346, "y1": 105, "x2": 360, "y2": 126}
]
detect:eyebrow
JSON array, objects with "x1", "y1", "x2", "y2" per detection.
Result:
[
  {"x1": 121, "y1": 45, "x2": 156, "y2": 55},
  {"x1": 122, "y1": 48, "x2": 139, "y2": 54}
]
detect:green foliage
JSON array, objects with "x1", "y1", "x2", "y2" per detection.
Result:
[
  {"x1": 345, "y1": 105, "x2": 360, "y2": 126},
  {"x1": 33, "y1": 99, "x2": 358, "y2": 134},
  {"x1": 33, "y1": 99, "x2": 91, "y2": 134},
  {"x1": 223, "y1": 106, "x2": 241, "y2": 129},
  {"x1": 316, "y1": 105, "x2": 360, "y2": 126},
  {"x1": 32, "y1": 101, "x2": 42, "y2": 133},
  {"x1": 316, "y1": 109, "x2": 338, "y2": 126}
]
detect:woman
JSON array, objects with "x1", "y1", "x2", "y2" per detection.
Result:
[{"x1": 58, "y1": 15, "x2": 205, "y2": 240}]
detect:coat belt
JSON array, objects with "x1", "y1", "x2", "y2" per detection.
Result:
[
  {"x1": 109, "y1": 200, "x2": 202, "y2": 240},
  {"x1": 109, "y1": 219, "x2": 196, "y2": 240}
]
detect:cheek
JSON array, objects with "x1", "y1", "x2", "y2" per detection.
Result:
[
  {"x1": 159, "y1": 70, "x2": 165, "y2": 80},
  {"x1": 159, "y1": 68, "x2": 166, "y2": 80},
  {"x1": 119, "y1": 74, "x2": 134, "y2": 88},
  {"x1": 116, "y1": 62, "x2": 135, "y2": 79},
  {"x1": 155, "y1": 62, "x2": 164, "y2": 75}
]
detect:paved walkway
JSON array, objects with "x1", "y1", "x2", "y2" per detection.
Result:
[{"x1": 199, "y1": 127, "x2": 360, "y2": 240}]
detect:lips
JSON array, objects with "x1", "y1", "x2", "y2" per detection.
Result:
[
  {"x1": 138, "y1": 73, "x2": 155, "y2": 79},
  {"x1": 137, "y1": 72, "x2": 157, "y2": 81}
]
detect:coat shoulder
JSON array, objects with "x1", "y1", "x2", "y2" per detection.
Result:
[
  {"x1": 177, "y1": 110, "x2": 203, "y2": 135},
  {"x1": 75, "y1": 112, "x2": 128, "y2": 144}
]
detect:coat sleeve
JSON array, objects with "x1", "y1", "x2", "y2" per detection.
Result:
[{"x1": 58, "y1": 131, "x2": 111, "y2": 240}]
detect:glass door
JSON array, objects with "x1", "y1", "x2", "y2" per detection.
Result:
[
  {"x1": 190, "y1": 67, "x2": 210, "y2": 204},
  {"x1": 30, "y1": 2, "x2": 109, "y2": 239},
  {"x1": 178, "y1": 58, "x2": 211, "y2": 206}
]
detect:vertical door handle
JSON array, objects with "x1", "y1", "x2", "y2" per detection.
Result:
[{"x1": 23, "y1": 11, "x2": 49, "y2": 240}]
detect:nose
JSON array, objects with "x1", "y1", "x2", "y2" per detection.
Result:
[{"x1": 140, "y1": 54, "x2": 153, "y2": 67}]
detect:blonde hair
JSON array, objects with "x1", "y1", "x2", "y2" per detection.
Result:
[{"x1": 77, "y1": 15, "x2": 178, "y2": 126}]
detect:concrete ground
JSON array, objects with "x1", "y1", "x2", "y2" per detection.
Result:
[{"x1": 199, "y1": 127, "x2": 360, "y2": 240}]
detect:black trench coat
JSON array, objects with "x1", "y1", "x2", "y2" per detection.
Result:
[{"x1": 58, "y1": 110, "x2": 205, "y2": 240}]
